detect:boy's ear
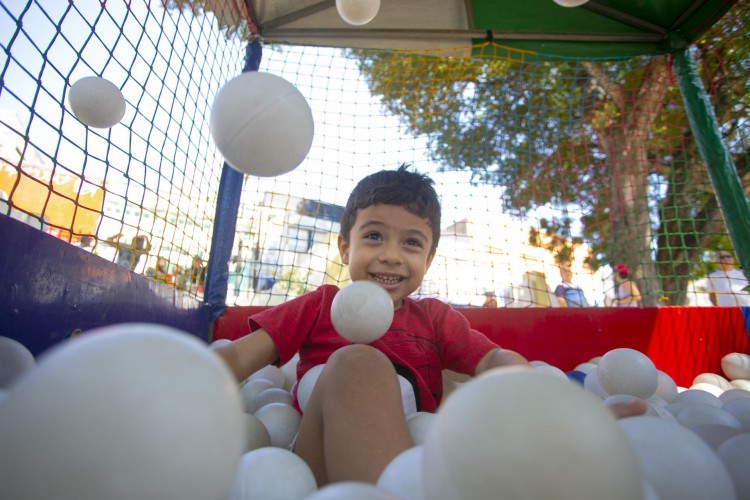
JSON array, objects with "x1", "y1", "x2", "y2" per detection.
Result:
[
  {"x1": 338, "y1": 234, "x2": 350, "y2": 265},
  {"x1": 426, "y1": 251, "x2": 435, "y2": 271}
]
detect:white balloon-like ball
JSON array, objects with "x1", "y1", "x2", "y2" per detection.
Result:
[
  {"x1": 553, "y1": 0, "x2": 589, "y2": 6},
  {"x1": 336, "y1": 0, "x2": 380, "y2": 26},
  {"x1": 721, "y1": 352, "x2": 750, "y2": 381},
  {"x1": 210, "y1": 71, "x2": 313, "y2": 177},
  {"x1": 68, "y1": 76, "x2": 126, "y2": 128},
  {"x1": 0, "y1": 336, "x2": 35, "y2": 388},
  {"x1": 597, "y1": 348, "x2": 658, "y2": 399},
  {"x1": 422, "y1": 368, "x2": 643, "y2": 500},
  {"x1": 0, "y1": 323, "x2": 245, "y2": 500},
  {"x1": 226, "y1": 448, "x2": 317, "y2": 500},
  {"x1": 619, "y1": 416, "x2": 736, "y2": 500},
  {"x1": 331, "y1": 280, "x2": 394, "y2": 343}
]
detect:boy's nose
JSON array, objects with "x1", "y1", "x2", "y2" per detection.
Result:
[{"x1": 378, "y1": 243, "x2": 402, "y2": 264}]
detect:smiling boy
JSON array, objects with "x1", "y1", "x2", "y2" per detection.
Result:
[{"x1": 215, "y1": 165, "x2": 531, "y2": 485}]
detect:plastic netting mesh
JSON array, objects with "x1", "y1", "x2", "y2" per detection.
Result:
[
  {"x1": 1, "y1": 1, "x2": 748, "y2": 308},
  {"x1": 0, "y1": 1, "x2": 243, "y2": 295}
]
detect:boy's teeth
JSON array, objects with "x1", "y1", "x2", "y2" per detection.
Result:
[{"x1": 374, "y1": 274, "x2": 400, "y2": 284}]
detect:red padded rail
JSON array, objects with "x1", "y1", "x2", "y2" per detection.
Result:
[{"x1": 213, "y1": 306, "x2": 749, "y2": 388}]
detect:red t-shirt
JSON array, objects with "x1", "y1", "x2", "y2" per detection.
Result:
[{"x1": 249, "y1": 284, "x2": 499, "y2": 412}]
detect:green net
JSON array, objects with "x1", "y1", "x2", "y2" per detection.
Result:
[{"x1": 2, "y1": 1, "x2": 748, "y2": 308}]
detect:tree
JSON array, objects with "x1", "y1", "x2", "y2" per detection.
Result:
[{"x1": 350, "y1": 3, "x2": 749, "y2": 306}]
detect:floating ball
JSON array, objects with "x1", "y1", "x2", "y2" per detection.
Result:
[
  {"x1": 597, "y1": 348, "x2": 658, "y2": 399},
  {"x1": 422, "y1": 368, "x2": 643, "y2": 500},
  {"x1": 226, "y1": 448, "x2": 317, "y2": 500},
  {"x1": 0, "y1": 323, "x2": 245, "y2": 500},
  {"x1": 68, "y1": 76, "x2": 126, "y2": 128},
  {"x1": 330, "y1": 281, "x2": 394, "y2": 343},
  {"x1": 210, "y1": 71, "x2": 313, "y2": 177},
  {"x1": 0, "y1": 336, "x2": 35, "y2": 388},
  {"x1": 335, "y1": 0, "x2": 380, "y2": 25}
]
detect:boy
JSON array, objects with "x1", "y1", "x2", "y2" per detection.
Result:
[{"x1": 214, "y1": 165, "x2": 640, "y2": 486}]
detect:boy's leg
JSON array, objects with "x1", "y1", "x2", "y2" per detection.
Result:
[{"x1": 294, "y1": 344, "x2": 414, "y2": 486}]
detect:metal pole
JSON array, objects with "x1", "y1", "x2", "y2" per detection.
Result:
[
  {"x1": 673, "y1": 48, "x2": 750, "y2": 285},
  {"x1": 203, "y1": 39, "x2": 263, "y2": 322}
]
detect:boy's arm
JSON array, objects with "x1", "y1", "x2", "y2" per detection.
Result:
[
  {"x1": 212, "y1": 328, "x2": 280, "y2": 382},
  {"x1": 473, "y1": 347, "x2": 530, "y2": 376}
]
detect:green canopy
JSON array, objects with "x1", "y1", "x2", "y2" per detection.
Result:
[{"x1": 243, "y1": 0, "x2": 737, "y2": 57}]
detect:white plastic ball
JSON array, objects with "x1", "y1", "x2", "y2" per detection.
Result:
[
  {"x1": 619, "y1": 416, "x2": 736, "y2": 500},
  {"x1": 533, "y1": 363, "x2": 568, "y2": 380},
  {"x1": 296, "y1": 364, "x2": 325, "y2": 413},
  {"x1": 422, "y1": 368, "x2": 643, "y2": 500},
  {"x1": 583, "y1": 367, "x2": 609, "y2": 398},
  {"x1": 240, "y1": 378, "x2": 277, "y2": 412},
  {"x1": 239, "y1": 412, "x2": 271, "y2": 452},
  {"x1": 280, "y1": 353, "x2": 299, "y2": 391},
  {"x1": 335, "y1": 0, "x2": 380, "y2": 25},
  {"x1": 690, "y1": 381, "x2": 724, "y2": 397},
  {"x1": 247, "y1": 387, "x2": 293, "y2": 414},
  {"x1": 674, "y1": 388, "x2": 722, "y2": 408},
  {"x1": 330, "y1": 281, "x2": 394, "y2": 343},
  {"x1": 675, "y1": 405, "x2": 743, "y2": 430},
  {"x1": 723, "y1": 397, "x2": 750, "y2": 431},
  {"x1": 226, "y1": 447, "x2": 317, "y2": 500},
  {"x1": 253, "y1": 402, "x2": 301, "y2": 448},
  {"x1": 690, "y1": 423, "x2": 743, "y2": 450},
  {"x1": 0, "y1": 336, "x2": 35, "y2": 388},
  {"x1": 0, "y1": 323, "x2": 245, "y2": 500},
  {"x1": 377, "y1": 446, "x2": 426, "y2": 500},
  {"x1": 721, "y1": 352, "x2": 750, "y2": 381},
  {"x1": 719, "y1": 388, "x2": 750, "y2": 404},
  {"x1": 655, "y1": 370, "x2": 678, "y2": 403},
  {"x1": 307, "y1": 481, "x2": 396, "y2": 499},
  {"x1": 730, "y1": 379, "x2": 750, "y2": 391},
  {"x1": 210, "y1": 71, "x2": 313, "y2": 177},
  {"x1": 407, "y1": 411, "x2": 437, "y2": 446},
  {"x1": 597, "y1": 348, "x2": 658, "y2": 399},
  {"x1": 553, "y1": 0, "x2": 589, "y2": 6},
  {"x1": 68, "y1": 76, "x2": 126, "y2": 128},
  {"x1": 716, "y1": 434, "x2": 750, "y2": 499},
  {"x1": 574, "y1": 362, "x2": 597, "y2": 374},
  {"x1": 248, "y1": 364, "x2": 285, "y2": 388},
  {"x1": 693, "y1": 372, "x2": 731, "y2": 390}
]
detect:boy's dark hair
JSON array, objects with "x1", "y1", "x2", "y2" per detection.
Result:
[{"x1": 340, "y1": 163, "x2": 441, "y2": 257}]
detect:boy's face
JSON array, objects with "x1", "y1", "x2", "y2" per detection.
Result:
[{"x1": 338, "y1": 204, "x2": 434, "y2": 309}]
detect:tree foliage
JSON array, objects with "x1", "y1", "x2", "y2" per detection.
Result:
[{"x1": 350, "y1": 3, "x2": 749, "y2": 305}]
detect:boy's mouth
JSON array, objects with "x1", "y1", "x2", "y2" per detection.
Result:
[{"x1": 370, "y1": 273, "x2": 403, "y2": 285}]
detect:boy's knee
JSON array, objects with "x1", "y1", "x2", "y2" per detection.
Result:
[{"x1": 326, "y1": 344, "x2": 393, "y2": 377}]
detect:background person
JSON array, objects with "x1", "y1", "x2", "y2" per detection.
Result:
[
  {"x1": 554, "y1": 266, "x2": 589, "y2": 307},
  {"x1": 705, "y1": 251, "x2": 750, "y2": 306},
  {"x1": 612, "y1": 264, "x2": 641, "y2": 307}
]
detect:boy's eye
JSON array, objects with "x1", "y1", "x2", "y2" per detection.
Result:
[
  {"x1": 405, "y1": 238, "x2": 423, "y2": 248},
  {"x1": 364, "y1": 232, "x2": 381, "y2": 240}
]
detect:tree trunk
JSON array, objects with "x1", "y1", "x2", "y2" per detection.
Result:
[{"x1": 588, "y1": 57, "x2": 672, "y2": 306}]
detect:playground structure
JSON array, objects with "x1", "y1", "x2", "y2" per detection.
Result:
[{"x1": 0, "y1": 1, "x2": 748, "y2": 380}]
